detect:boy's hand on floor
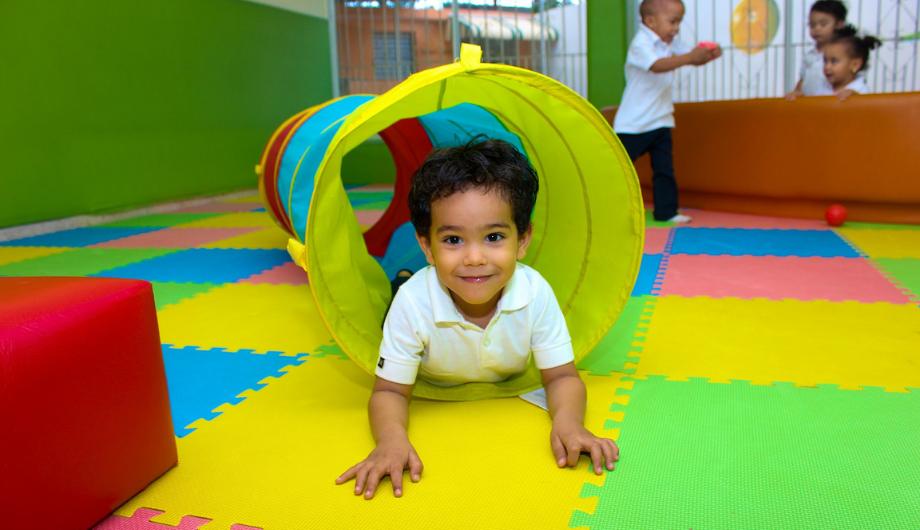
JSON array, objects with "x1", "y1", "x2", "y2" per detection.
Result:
[
  {"x1": 336, "y1": 439, "x2": 423, "y2": 499},
  {"x1": 550, "y1": 422, "x2": 619, "y2": 475}
]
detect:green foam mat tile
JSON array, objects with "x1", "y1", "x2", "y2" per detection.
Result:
[
  {"x1": 571, "y1": 377, "x2": 920, "y2": 529},
  {"x1": 152, "y1": 282, "x2": 218, "y2": 309},
  {"x1": 102, "y1": 213, "x2": 223, "y2": 227},
  {"x1": 873, "y1": 258, "x2": 920, "y2": 301},
  {"x1": 0, "y1": 248, "x2": 175, "y2": 277},
  {"x1": 350, "y1": 199, "x2": 392, "y2": 211},
  {"x1": 346, "y1": 191, "x2": 395, "y2": 201},
  {"x1": 839, "y1": 221, "x2": 920, "y2": 231},
  {"x1": 578, "y1": 296, "x2": 655, "y2": 375},
  {"x1": 644, "y1": 209, "x2": 674, "y2": 228}
]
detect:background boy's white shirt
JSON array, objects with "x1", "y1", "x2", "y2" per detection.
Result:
[
  {"x1": 614, "y1": 24, "x2": 692, "y2": 134},
  {"x1": 376, "y1": 263, "x2": 574, "y2": 387}
]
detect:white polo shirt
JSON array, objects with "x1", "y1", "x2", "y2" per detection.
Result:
[
  {"x1": 375, "y1": 263, "x2": 574, "y2": 387},
  {"x1": 614, "y1": 24, "x2": 692, "y2": 134},
  {"x1": 801, "y1": 46, "x2": 834, "y2": 96},
  {"x1": 842, "y1": 76, "x2": 868, "y2": 94}
]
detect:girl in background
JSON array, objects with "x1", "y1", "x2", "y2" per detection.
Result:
[
  {"x1": 823, "y1": 26, "x2": 882, "y2": 100},
  {"x1": 786, "y1": 0, "x2": 848, "y2": 99}
]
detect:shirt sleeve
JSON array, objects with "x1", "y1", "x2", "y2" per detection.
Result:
[
  {"x1": 626, "y1": 35, "x2": 660, "y2": 71},
  {"x1": 530, "y1": 276, "x2": 575, "y2": 370},
  {"x1": 375, "y1": 289, "x2": 424, "y2": 385}
]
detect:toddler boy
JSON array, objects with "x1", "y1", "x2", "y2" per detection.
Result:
[
  {"x1": 614, "y1": 0, "x2": 721, "y2": 223},
  {"x1": 336, "y1": 139, "x2": 618, "y2": 499}
]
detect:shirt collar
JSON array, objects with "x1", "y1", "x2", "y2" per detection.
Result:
[
  {"x1": 639, "y1": 23, "x2": 667, "y2": 48},
  {"x1": 427, "y1": 263, "x2": 533, "y2": 324}
]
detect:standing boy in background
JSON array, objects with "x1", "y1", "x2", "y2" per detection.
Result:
[{"x1": 614, "y1": 0, "x2": 721, "y2": 224}]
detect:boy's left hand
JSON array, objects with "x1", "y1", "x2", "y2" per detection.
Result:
[{"x1": 550, "y1": 421, "x2": 618, "y2": 475}]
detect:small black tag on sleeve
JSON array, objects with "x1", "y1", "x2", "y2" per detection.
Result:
[{"x1": 377, "y1": 357, "x2": 385, "y2": 369}]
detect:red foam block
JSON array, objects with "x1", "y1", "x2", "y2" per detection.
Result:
[{"x1": 0, "y1": 277, "x2": 177, "y2": 530}]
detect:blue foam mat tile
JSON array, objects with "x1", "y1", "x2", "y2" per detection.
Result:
[
  {"x1": 0, "y1": 226, "x2": 161, "y2": 247},
  {"x1": 669, "y1": 227, "x2": 862, "y2": 257},
  {"x1": 631, "y1": 254, "x2": 664, "y2": 296},
  {"x1": 92, "y1": 248, "x2": 290, "y2": 283},
  {"x1": 161, "y1": 344, "x2": 308, "y2": 437}
]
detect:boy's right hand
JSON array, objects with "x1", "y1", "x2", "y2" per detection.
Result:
[
  {"x1": 688, "y1": 46, "x2": 714, "y2": 66},
  {"x1": 336, "y1": 438, "x2": 423, "y2": 499}
]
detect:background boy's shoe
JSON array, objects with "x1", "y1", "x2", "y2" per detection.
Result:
[{"x1": 667, "y1": 213, "x2": 693, "y2": 224}]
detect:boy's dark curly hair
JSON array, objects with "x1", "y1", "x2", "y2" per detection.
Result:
[{"x1": 408, "y1": 138, "x2": 539, "y2": 238}]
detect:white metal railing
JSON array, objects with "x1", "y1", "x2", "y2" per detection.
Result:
[
  {"x1": 631, "y1": 0, "x2": 920, "y2": 102},
  {"x1": 330, "y1": 1, "x2": 919, "y2": 104},
  {"x1": 330, "y1": 0, "x2": 587, "y2": 99}
]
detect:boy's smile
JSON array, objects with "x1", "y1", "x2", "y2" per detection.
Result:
[
  {"x1": 417, "y1": 187, "x2": 531, "y2": 326},
  {"x1": 644, "y1": 0, "x2": 685, "y2": 44}
]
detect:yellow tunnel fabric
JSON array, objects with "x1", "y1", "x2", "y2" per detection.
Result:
[{"x1": 303, "y1": 45, "x2": 643, "y2": 400}]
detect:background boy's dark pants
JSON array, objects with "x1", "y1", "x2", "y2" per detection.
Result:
[{"x1": 617, "y1": 127, "x2": 679, "y2": 221}]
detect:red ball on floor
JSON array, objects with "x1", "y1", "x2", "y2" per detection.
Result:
[{"x1": 825, "y1": 203, "x2": 847, "y2": 226}]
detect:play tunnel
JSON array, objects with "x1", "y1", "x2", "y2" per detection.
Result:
[{"x1": 256, "y1": 44, "x2": 644, "y2": 400}]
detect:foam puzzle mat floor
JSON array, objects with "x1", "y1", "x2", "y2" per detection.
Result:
[{"x1": 2, "y1": 187, "x2": 918, "y2": 529}]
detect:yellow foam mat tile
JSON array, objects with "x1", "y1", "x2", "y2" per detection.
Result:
[
  {"x1": 203, "y1": 227, "x2": 288, "y2": 250},
  {"x1": 220, "y1": 193, "x2": 262, "y2": 204},
  {"x1": 0, "y1": 246, "x2": 66, "y2": 266},
  {"x1": 634, "y1": 296, "x2": 920, "y2": 392},
  {"x1": 836, "y1": 228, "x2": 920, "y2": 259},
  {"x1": 178, "y1": 213, "x2": 276, "y2": 229},
  {"x1": 157, "y1": 283, "x2": 331, "y2": 355},
  {"x1": 117, "y1": 357, "x2": 629, "y2": 529}
]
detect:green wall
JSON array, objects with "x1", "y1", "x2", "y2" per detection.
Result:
[
  {"x1": 587, "y1": 0, "x2": 629, "y2": 110},
  {"x1": 342, "y1": 138, "x2": 396, "y2": 186},
  {"x1": 0, "y1": 0, "x2": 331, "y2": 228}
]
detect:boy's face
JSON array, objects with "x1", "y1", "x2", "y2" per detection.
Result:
[
  {"x1": 809, "y1": 11, "x2": 843, "y2": 45},
  {"x1": 417, "y1": 187, "x2": 531, "y2": 320},
  {"x1": 644, "y1": 0, "x2": 684, "y2": 44},
  {"x1": 823, "y1": 42, "x2": 860, "y2": 88}
]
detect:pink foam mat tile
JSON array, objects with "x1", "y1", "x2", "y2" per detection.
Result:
[
  {"x1": 644, "y1": 227, "x2": 671, "y2": 254},
  {"x1": 242, "y1": 261, "x2": 308, "y2": 285},
  {"x1": 174, "y1": 202, "x2": 262, "y2": 214},
  {"x1": 657, "y1": 254, "x2": 913, "y2": 303},
  {"x1": 681, "y1": 209, "x2": 829, "y2": 230},
  {"x1": 355, "y1": 209, "x2": 385, "y2": 228},
  {"x1": 95, "y1": 508, "x2": 259, "y2": 529},
  {"x1": 91, "y1": 227, "x2": 260, "y2": 249}
]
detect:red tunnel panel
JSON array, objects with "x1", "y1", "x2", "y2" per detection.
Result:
[{"x1": 362, "y1": 117, "x2": 433, "y2": 257}]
